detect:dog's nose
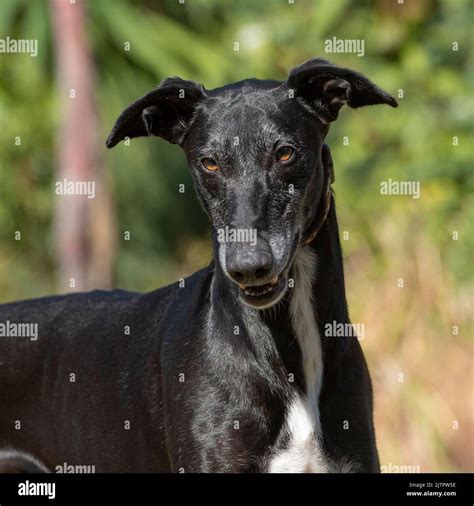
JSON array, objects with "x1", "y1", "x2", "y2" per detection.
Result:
[{"x1": 226, "y1": 247, "x2": 273, "y2": 285}]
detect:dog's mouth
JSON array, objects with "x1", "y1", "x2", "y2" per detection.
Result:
[
  {"x1": 227, "y1": 235, "x2": 299, "y2": 310},
  {"x1": 238, "y1": 273, "x2": 288, "y2": 309}
]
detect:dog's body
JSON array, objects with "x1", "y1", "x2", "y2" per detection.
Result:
[
  {"x1": 0, "y1": 59, "x2": 396, "y2": 473},
  {"x1": 0, "y1": 216, "x2": 376, "y2": 473}
]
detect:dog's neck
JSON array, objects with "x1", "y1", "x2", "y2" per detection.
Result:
[
  {"x1": 306, "y1": 195, "x2": 351, "y2": 330},
  {"x1": 208, "y1": 196, "x2": 349, "y2": 392}
]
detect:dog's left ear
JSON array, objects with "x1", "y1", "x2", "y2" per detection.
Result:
[
  {"x1": 284, "y1": 58, "x2": 397, "y2": 123},
  {"x1": 106, "y1": 77, "x2": 206, "y2": 148},
  {"x1": 322, "y1": 143, "x2": 335, "y2": 184}
]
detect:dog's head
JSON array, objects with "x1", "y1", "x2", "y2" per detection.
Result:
[{"x1": 107, "y1": 58, "x2": 397, "y2": 309}]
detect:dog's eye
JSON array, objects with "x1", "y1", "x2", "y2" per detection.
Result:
[
  {"x1": 276, "y1": 146, "x2": 294, "y2": 163},
  {"x1": 201, "y1": 158, "x2": 219, "y2": 172}
]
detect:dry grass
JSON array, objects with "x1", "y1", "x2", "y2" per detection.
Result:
[{"x1": 346, "y1": 213, "x2": 473, "y2": 472}]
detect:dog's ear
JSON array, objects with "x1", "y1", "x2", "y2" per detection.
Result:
[
  {"x1": 284, "y1": 58, "x2": 397, "y2": 123},
  {"x1": 106, "y1": 77, "x2": 206, "y2": 148},
  {"x1": 321, "y1": 143, "x2": 335, "y2": 184}
]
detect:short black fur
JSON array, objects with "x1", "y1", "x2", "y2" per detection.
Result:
[{"x1": 0, "y1": 58, "x2": 397, "y2": 472}]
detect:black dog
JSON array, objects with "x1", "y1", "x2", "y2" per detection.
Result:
[{"x1": 0, "y1": 58, "x2": 397, "y2": 473}]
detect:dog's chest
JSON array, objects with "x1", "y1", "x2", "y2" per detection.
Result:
[
  {"x1": 267, "y1": 397, "x2": 330, "y2": 472},
  {"x1": 266, "y1": 248, "x2": 330, "y2": 473}
]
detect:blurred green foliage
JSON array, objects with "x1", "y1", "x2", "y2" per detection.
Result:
[
  {"x1": 0, "y1": 0, "x2": 472, "y2": 298},
  {"x1": 0, "y1": 0, "x2": 472, "y2": 472}
]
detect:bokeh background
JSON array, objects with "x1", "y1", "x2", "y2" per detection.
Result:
[{"x1": 0, "y1": 0, "x2": 472, "y2": 472}]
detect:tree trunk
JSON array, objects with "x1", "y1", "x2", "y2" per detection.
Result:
[{"x1": 50, "y1": 0, "x2": 115, "y2": 291}]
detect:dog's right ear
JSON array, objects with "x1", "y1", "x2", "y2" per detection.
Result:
[{"x1": 106, "y1": 77, "x2": 206, "y2": 148}]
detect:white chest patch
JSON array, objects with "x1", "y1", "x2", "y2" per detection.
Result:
[{"x1": 268, "y1": 247, "x2": 330, "y2": 473}]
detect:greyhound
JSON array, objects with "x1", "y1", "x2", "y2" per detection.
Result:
[{"x1": 0, "y1": 58, "x2": 397, "y2": 473}]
